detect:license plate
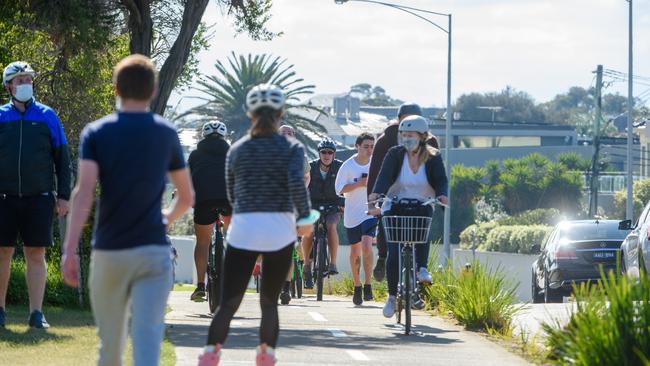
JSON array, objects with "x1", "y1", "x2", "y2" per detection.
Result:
[{"x1": 593, "y1": 251, "x2": 615, "y2": 259}]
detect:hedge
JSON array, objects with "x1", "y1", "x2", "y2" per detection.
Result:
[{"x1": 460, "y1": 223, "x2": 552, "y2": 254}]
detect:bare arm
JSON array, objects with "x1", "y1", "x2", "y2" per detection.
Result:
[
  {"x1": 165, "y1": 168, "x2": 194, "y2": 228},
  {"x1": 61, "y1": 160, "x2": 98, "y2": 287}
]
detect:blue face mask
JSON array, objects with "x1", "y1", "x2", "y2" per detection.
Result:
[
  {"x1": 399, "y1": 136, "x2": 420, "y2": 151},
  {"x1": 14, "y1": 84, "x2": 33, "y2": 102}
]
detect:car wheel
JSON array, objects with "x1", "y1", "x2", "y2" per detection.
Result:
[
  {"x1": 532, "y1": 269, "x2": 543, "y2": 303},
  {"x1": 544, "y1": 269, "x2": 558, "y2": 303}
]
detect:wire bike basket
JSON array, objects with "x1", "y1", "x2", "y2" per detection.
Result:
[{"x1": 381, "y1": 216, "x2": 432, "y2": 245}]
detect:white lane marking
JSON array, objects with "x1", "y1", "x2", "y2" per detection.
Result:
[
  {"x1": 327, "y1": 328, "x2": 347, "y2": 337},
  {"x1": 346, "y1": 350, "x2": 370, "y2": 361},
  {"x1": 308, "y1": 311, "x2": 327, "y2": 322}
]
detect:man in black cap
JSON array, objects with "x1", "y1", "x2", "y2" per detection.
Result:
[{"x1": 366, "y1": 102, "x2": 438, "y2": 281}]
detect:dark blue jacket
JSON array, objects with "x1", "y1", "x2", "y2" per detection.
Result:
[
  {"x1": 372, "y1": 145, "x2": 448, "y2": 198},
  {"x1": 0, "y1": 99, "x2": 71, "y2": 199}
]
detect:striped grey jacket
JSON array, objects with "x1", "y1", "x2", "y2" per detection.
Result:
[{"x1": 226, "y1": 133, "x2": 311, "y2": 219}]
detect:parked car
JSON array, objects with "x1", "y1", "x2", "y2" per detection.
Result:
[
  {"x1": 619, "y1": 200, "x2": 650, "y2": 279},
  {"x1": 531, "y1": 220, "x2": 631, "y2": 303}
]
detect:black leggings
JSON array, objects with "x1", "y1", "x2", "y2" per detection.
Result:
[{"x1": 206, "y1": 243, "x2": 293, "y2": 348}]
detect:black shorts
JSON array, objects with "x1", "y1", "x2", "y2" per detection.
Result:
[
  {"x1": 346, "y1": 218, "x2": 378, "y2": 245},
  {"x1": 0, "y1": 193, "x2": 56, "y2": 247},
  {"x1": 193, "y1": 199, "x2": 232, "y2": 225}
]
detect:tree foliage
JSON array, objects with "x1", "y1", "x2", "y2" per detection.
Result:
[
  {"x1": 183, "y1": 53, "x2": 326, "y2": 149},
  {"x1": 454, "y1": 86, "x2": 545, "y2": 123},
  {"x1": 350, "y1": 83, "x2": 403, "y2": 106}
]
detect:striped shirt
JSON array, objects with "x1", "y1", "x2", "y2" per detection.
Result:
[{"x1": 226, "y1": 133, "x2": 311, "y2": 219}]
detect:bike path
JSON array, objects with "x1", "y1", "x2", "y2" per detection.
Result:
[{"x1": 166, "y1": 290, "x2": 531, "y2": 365}]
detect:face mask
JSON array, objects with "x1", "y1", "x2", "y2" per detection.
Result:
[
  {"x1": 399, "y1": 136, "x2": 420, "y2": 151},
  {"x1": 14, "y1": 84, "x2": 33, "y2": 103},
  {"x1": 115, "y1": 97, "x2": 121, "y2": 111}
]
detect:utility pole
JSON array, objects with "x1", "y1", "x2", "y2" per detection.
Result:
[
  {"x1": 589, "y1": 65, "x2": 603, "y2": 217},
  {"x1": 626, "y1": 0, "x2": 634, "y2": 220}
]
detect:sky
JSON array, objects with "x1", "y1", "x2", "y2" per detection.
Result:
[{"x1": 170, "y1": 0, "x2": 650, "y2": 112}]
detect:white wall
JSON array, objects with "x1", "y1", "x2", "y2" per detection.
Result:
[
  {"x1": 453, "y1": 249, "x2": 537, "y2": 303},
  {"x1": 170, "y1": 236, "x2": 196, "y2": 284}
]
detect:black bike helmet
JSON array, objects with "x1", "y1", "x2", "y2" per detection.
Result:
[{"x1": 317, "y1": 138, "x2": 336, "y2": 152}]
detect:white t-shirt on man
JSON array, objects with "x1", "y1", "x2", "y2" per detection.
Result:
[{"x1": 335, "y1": 154, "x2": 374, "y2": 228}]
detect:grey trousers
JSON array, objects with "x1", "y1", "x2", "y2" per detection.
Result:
[{"x1": 89, "y1": 245, "x2": 172, "y2": 366}]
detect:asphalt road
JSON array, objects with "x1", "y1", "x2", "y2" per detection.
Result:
[{"x1": 166, "y1": 291, "x2": 531, "y2": 366}]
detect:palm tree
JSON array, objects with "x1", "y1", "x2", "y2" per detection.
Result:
[{"x1": 183, "y1": 52, "x2": 327, "y2": 152}]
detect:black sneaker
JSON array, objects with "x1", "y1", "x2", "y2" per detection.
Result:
[
  {"x1": 28, "y1": 310, "x2": 49, "y2": 329},
  {"x1": 373, "y1": 257, "x2": 386, "y2": 282},
  {"x1": 303, "y1": 264, "x2": 313, "y2": 289},
  {"x1": 353, "y1": 286, "x2": 363, "y2": 306},
  {"x1": 280, "y1": 291, "x2": 291, "y2": 305},
  {"x1": 363, "y1": 284, "x2": 374, "y2": 301},
  {"x1": 191, "y1": 283, "x2": 207, "y2": 302},
  {"x1": 328, "y1": 264, "x2": 339, "y2": 275},
  {"x1": 0, "y1": 307, "x2": 5, "y2": 327}
]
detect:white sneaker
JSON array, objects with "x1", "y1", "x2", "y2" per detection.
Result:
[
  {"x1": 383, "y1": 296, "x2": 397, "y2": 318},
  {"x1": 417, "y1": 267, "x2": 432, "y2": 284}
]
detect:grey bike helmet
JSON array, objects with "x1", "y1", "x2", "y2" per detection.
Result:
[{"x1": 398, "y1": 115, "x2": 429, "y2": 134}]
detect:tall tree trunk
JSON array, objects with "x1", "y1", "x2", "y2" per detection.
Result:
[
  {"x1": 151, "y1": 0, "x2": 209, "y2": 115},
  {"x1": 124, "y1": 0, "x2": 153, "y2": 55}
]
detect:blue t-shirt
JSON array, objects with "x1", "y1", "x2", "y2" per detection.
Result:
[{"x1": 80, "y1": 112, "x2": 185, "y2": 250}]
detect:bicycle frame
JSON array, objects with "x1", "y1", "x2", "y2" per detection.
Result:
[{"x1": 312, "y1": 204, "x2": 337, "y2": 301}]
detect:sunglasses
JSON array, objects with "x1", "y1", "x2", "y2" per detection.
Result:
[{"x1": 320, "y1": 150, "x2": 334, "y2": 155}]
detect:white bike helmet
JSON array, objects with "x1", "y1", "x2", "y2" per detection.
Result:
[
  {"x1": 3, "y1": 61, "x2": 36, "y2": 85},
  {"x1": 202, "y1": 121, "x2": 227, "y2": 138},
  {"x1": 398, "y1": 115, "x2": 429, "y2": 134},
  {"x1": 245, "y1": 84, "x2": 286, "y2": 115}
]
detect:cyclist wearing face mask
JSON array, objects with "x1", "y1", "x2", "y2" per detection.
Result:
[
  {"x1": 368, "y1": 115, "x2": 448, "y2": 318},
  {"x1": 0, "y1": 61, "x2": 72, "y2": 329},
  {"x1": 366, "y1": 102, "x2": 438, "y2": 282}
]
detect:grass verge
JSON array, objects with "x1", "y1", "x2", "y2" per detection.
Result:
[{"x1": 0, "y1": 305, "x2": 175, "y2": 366}]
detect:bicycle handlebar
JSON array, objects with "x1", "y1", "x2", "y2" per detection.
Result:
[{"x1": 367, "y1": 195, "x2": 447, "y2": 208}]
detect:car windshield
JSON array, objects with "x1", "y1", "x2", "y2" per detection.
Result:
[{"x1": 559, "y1": 222, "x2": 629, "y2": 241}]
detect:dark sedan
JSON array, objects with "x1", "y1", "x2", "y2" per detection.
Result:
[{"x1": 531, "y1": 220, "x2": 630, "y2": 303}]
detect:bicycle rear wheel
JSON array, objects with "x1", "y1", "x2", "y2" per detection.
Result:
[
  {"x1": 207, "y1": 232, "x2": 224, "y2": 313},
  {"x1": 292, "y1": 257, "x2": 302, "y2": 298}
]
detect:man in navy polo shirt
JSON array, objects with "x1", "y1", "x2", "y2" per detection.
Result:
[{"x1": 62, "y1": 55, "x2": 194, "y2": 366}]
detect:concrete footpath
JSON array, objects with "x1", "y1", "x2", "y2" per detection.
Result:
[{"x1": 166, "y1": 290, "x2": 531, "y2": 366}]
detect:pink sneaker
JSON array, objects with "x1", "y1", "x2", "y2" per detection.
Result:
[
  {"x1": 198, "y1": 350, "x2": 220, "y2": 366},
  {"x1": 256, "y1": 346, "x2": 276, "y2": 366}
]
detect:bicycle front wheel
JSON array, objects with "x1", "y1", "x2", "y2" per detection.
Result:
[
  {"x1": 404, "y1": 259, "x2": 412, "y2": 335},
  {"x1": 316, "y1": 235, "x2": 327, "y2": 301}
]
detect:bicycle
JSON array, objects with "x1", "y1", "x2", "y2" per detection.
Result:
[
  {"x1": 207, "y1": 216, "x2": 226, "y2": 314},
  {"x1": 290, "y1": 242, "x2": 303, "y2": 299},
  {"x1": 371, "y1": 196, "x2": 445, "y2": 335},
  {"x1": 311, "y1": 204, "x2": 339, "y2": 301}
]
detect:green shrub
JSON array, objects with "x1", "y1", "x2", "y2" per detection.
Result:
[
  {"x1": 482, "y1": 225, "x2": 552, "y2": 254},
  {"x1": 425, "y1": 260, "x2": 521, "y2": 333},
  {"x1": 614, "y1": 178, "x2": 650, "y2": 220},
  {"x1": 459, "y1": 222, "x2": 498, "y2": 250},
  {"x1": 544, "y1": 271, "x2": 650, "y2": 365},
  {"x1": 7, "y1": 258, "x2": 88, "y2": 308}
]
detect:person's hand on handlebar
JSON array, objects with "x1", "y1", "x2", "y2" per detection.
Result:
[
  {"x1": 367, "y1": 193, "x2": 381, "y2": 216},
  {"x1": 437, "y1": 195, "x2": 449, "y2": 206}
]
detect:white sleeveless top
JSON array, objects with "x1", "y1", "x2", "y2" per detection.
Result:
[{"x1": 382, "y1": 154, "x2": 436, "y2": 213}]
